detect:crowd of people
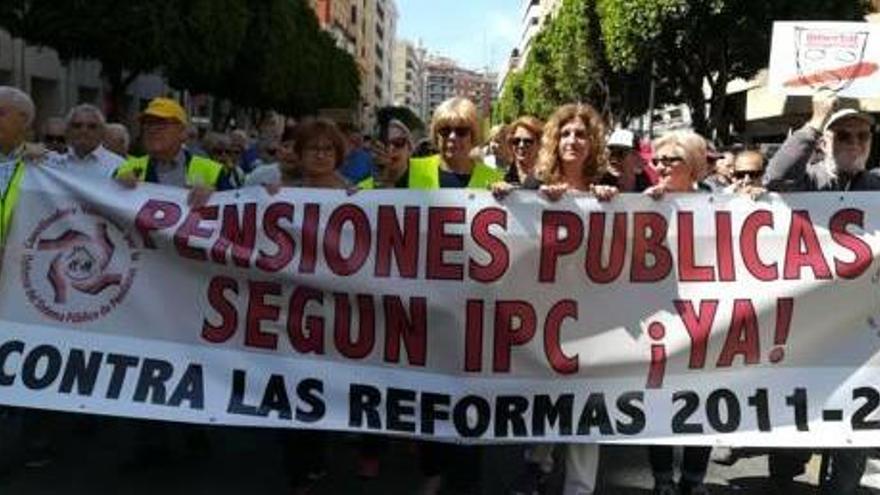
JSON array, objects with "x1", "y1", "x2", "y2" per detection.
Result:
[{"x1": 0, "y1": 83, "x2": 877, "y2": 495}]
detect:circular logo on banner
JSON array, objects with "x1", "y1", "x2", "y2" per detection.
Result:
[{"x1": 21, "y1": 205, "x2": 140, "y2": 323}]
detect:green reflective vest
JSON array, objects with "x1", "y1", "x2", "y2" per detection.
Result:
[
  {"x1": 1, "y1": 160, "x2": 25, "y2": 242},
  {"x1": 358, "y1": 155, "x2": 503, "y2": 190},
  {"x1": 115, "y1": 154, "x2": 224, "y2": 187}
]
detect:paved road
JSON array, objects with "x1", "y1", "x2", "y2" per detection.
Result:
[{"x1": 0, "y1": 413, "x2": 878, "y2": 494}]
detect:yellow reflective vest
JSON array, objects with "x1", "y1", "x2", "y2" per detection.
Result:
[
  {"x1": 1, "y1": 160, "x2": 25, "y2": 242},
  {"x1": 358, "y1": 155, "x2": 503, "y2": 190},
  {"x1": 115, "y1": 154, "x2": 224, "y2": 187}
]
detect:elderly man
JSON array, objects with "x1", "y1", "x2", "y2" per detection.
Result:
[
  {"x1": 0, "y1": 86, "x2": 35, "y2": 241},
  {"x1": 602, "y1": 128, "x2": 655, "y2": 192},
  {"x1": 104, "y1": 123, "x2": 131, "y2": 158},
  {"x1": 764, "y1": 88, "x2": 873, "y2": 494},
  {"x1": 115, "y1": 97, "x2": 231, "y2": 196},
  {"x1": 48, "y1": 104, "x2": 123, "y2": 179},
  {"x1": 41, "y1": 117, "x2": 67, "y2": 154}
]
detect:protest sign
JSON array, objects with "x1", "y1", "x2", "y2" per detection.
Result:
[
  {"x1": 2, "y1": 167, "x2": 880, "y2": 447},
  {"x1": 769, "y1": 21, "x2": 880, "y2": 98}
]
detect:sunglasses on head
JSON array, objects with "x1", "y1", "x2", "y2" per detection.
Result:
[
  {"x1": 508, "y1": 137, "x2": 534, "y2": 148},
  {"x1": 733, "y1": 170, "x2": 763, "y2": 180},
  {"x1": 651, "y1": 156, "x2": 685, "y2": 166},
  {"x1": 437, "y1": 126, "x2": 471, "y2": 138},
  {"x1": 835, "y1": 129, "x2": 871, "y2": 144}
]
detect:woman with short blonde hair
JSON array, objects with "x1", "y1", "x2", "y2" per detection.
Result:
[
  {"x1": 430, "y1": 97, "x2": 482, "y2": 149},
  {"x1": 644, "y1": 130, "x2": 713, "y2": 495}
]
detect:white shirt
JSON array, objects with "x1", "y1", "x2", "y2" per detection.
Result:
[
  {"x1": 47, "y1": 145, "x2": 124, "y2": 180},
  {"x1": 244, "y1": 162, "x2": 282, "y2": 187}
]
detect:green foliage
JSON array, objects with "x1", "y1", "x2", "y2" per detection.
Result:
[
  {"x1": 496, "y1": 70, "x2": 525, "y2": 123},
  {"x1": 0, "y1": 0, "x2": 360, "y2": 118},
  {"x1": 597, "y1": 0, "x2": 867, "y2": 136}
]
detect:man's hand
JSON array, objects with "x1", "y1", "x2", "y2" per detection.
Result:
[
  {"x1": 188, "y1": 185, "x2": 215, "y2": 209},
  {"x1": 807, "y1": 88, "x2": 838, "y2": 132},
  {"x1": 21, "y1": 143, "x2": 49, "y2": 164}
]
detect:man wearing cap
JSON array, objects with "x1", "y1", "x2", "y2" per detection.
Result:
[
  {"x1": 764, "y1": 88, "x2": 872, "y2": 493},
  {"x1": 115, "y1": 97, "x2": 231, "y2": 199},
  {"x1": 602, "y1": 129, "x2": 655, "y2": 192},
  {"x1": 765, "y1": 88, "x2": 879, "y2": 191}
]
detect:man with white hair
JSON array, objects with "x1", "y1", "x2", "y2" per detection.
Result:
[
  {"x1": 764, "y1": 87, "x2": 873, "y2": 493},
  {"x1": 103, "y1": 123, "x2": 131, "y2": 158},
  {"x1": 48, "y1": 104, "x2": 123, "y2": 179},
  {"x1": 765, "y1": 88, "x2": 880, "y2": 191},
  {"x1": 0, "y1": 85, "x2": 35, "y2": 241}
]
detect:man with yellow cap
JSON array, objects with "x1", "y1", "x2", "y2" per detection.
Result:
[{"x1": 115, "y1": 97, "x2": 232, "y2": 202}]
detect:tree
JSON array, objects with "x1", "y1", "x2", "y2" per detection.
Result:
[
  {"x1": 598, "y1": 0, "x2": 867, "y2": 139},
  {"x1": 0, "y1": 0, "x2": 360, "y2": 120},
  {"x1": 496, "y1": 70, "x2": 525, "y2": 123}
]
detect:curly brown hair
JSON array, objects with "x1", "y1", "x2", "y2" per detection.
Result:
[
  {"x1": 294, "y1": 118, "x2": 347, "y2": 168},
  {"x1": 536, "y1": 104, "x2": 607, "y2": 185}
]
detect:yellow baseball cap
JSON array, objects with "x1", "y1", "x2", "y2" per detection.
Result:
[{"x1": 140, "y1": 97, "x2": 188, "y2": 125}]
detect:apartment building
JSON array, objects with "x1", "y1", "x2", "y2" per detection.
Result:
[
  {"x1": 425, "y1": 55, "x2": 496, "y2": 122},
  {"x1": 392, "y1": 39, "x2": 427, "y2": 122}
]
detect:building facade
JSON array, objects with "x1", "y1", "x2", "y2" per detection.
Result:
[
  {"x1": 0, "y1": 30, "x2": 170, "y2": 134},
  {"x1": 309, "y1": 0, "x2": 360, "y2": 56},
  {"x1": 392, "y1": 39, "x2": 427, "y2": 122},
  {"x1": 499, "y1": 0, "x2": 562, "y2": 91},
  {"x1": 425, "y1": 55, "x2": 496, "y2": 123}
]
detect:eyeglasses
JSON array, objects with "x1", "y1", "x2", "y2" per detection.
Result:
[
  {"x1": 212, "y1": 148, "x2": 232, "y2": 157},
  {"x1": 44, "y1": 135, "x2": 65, "y2": 144},
  {"x1": 265, "y1": 148, "x2": 279, "y2": 157},
  {"x1": 651, "y1": 156, "x2": 686, "y2": 166},
  {"x1": 835, "y1": 130, "x2": 871, "y2": 144},
  {"x1": 388, "y1": 138, "x2": 409, "y2": 149},
  {"x1": 70, "y1": 121, "x2": 100, "y2": 131},
  {"x1": 142, "y1": 120, "x2": 177, "y2": 131},
  {"x1": 437, "y1": 126, "x2": 471, "y2": 138},
  {"x1": 508, "y1": 137, "x2": 535, "y2": 148},
  {"x1": 733, "y1": 170, "x2": 763, "y2": 180},
  {"x1": 609, "y1": 148, "x2": 629, "y2": 158},
  {"x1": 305, "y1": 145, "x2": 335, "y2": 155}
]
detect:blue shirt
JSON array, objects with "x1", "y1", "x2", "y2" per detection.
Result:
[{"x1": 339, "y1": 148, "x2": 374, "y2": 183}]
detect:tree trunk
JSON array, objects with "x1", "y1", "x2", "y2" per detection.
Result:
[{"x1": 102, "y1": 65, "x2": 140, "y2": 123}]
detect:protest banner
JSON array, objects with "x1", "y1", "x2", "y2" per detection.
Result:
[
  {"x1": 1, "y1": 166, "x2": 880, "y2": 447},
  {"x1": 769, "y1": 21, "x2": 880, "y2": 98}
]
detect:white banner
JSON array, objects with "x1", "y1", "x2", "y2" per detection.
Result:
[
  {"x1": 2, "y1": 167, "x2": 880, "y2": 447},
  {"x1": 769, "y1": 21, "x2": 880, "y2": 98}
]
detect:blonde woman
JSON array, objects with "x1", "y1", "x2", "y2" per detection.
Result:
[
  {"x1": 644, "y1": 130, "x2": 712, "y2": 495},
  {"x1": 406, "y1": 96, "x2": 503, "y2": 190}
]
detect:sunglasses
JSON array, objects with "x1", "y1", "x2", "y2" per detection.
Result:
[
  {"x1": 733, "y1": 170, "x2": 763, "y2": 180},
  {"x1": 437, "y1": 126, "x2": 471, "y2": 138},
  {"x1": 389, "y1": 138, "x2": 409, "y2": 149},
  {"x1": 70, "y1": 122, "x2": 100, "y2": 130},
  {"x1": 835, "y1": 130, "x2": 871, "y2": 144},
  {"x1": 651, "y1": 156, "x2": 686, "y2": 166},
  {"x1": 44, "y1": 135, "x2": 65, "y2": 144},
  {"x1": 212, "y1": 148, "x2": 232, "y2": 156},
  {"x1": 508, "y1": 137, "x2": 534, "y2": 148}
]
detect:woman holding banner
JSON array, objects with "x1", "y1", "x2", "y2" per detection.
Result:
[{"x1": 644, "y1": 130, "x2": 713, "y2": 495}]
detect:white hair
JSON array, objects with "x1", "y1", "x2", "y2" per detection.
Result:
[
  {"x1": 105, "y1": 123, "x2": 130, "y2": 150},
  {"x1": 0, "y1": 86, "x2": 35, "y2": 126},
  {"x1": 66, "y1": 103, "x2": 106, "y2": 127}
]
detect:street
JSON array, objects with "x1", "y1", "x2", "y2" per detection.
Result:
[{"x1": 0, "y1": 414, "x2": 877, "y2": 494}]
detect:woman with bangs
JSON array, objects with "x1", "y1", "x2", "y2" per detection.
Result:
[
  {"x1": 644, "y1": 130, "x2": 713, "y2": 495},
  {"x1": 249, "y1": 118, "x2": 351, "y2": 192},
  {"x1": 413, "y1": 97, "x2": 503, "y2": 495},
  {"x1": 408, "y1": 96, "x2": 504, "y2": 190}
]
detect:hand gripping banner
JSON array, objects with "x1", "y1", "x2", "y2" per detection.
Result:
[{"x1": 1, "y1": 166, "x2": 880, "y2": 447}]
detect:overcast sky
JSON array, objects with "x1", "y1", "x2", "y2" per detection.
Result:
[{"x1": 395, "y1": 0, "x2": 520, "y2": 73}]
